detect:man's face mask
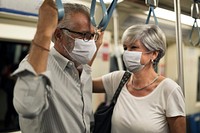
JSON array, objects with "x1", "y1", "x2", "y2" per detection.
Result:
[{"x1": 63, "y1": 38, "x2": 97, "y2": 64}]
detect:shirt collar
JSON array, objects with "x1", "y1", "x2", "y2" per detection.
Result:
[
  {"x1": 50, "y1": 47, "x2": 70, "y2": 71},
  {"x1": 50, "y1": 46, "x2": 92, "y2": 72}
]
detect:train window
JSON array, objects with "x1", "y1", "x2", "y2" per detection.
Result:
[
  {"x1": 0, "y1": 41, "x2": 29, "y2": 132},
  {"x1": 197, "y1": 56, "x2": 200, "y2": 101}
]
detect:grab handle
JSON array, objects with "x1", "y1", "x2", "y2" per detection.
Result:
[
  {"x1": 189, "y1": 19, "x2": 200, "y2": 46},
  {"x1": 56, "y1": 0, "x2": 64, "y2": 21},
  {"x1": 145, "y1": 0, "x2": 158, "y2": 25},
  {"x1": 90, "y1": 0, "x2": 118, "y2": 31}
]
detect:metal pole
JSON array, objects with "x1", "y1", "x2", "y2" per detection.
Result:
[
  {"x1": 113, "y1": 9, "x2": 123, "y2": 70},
  {"x1": 174, "y1": 0, "x2": 185, "y2": 95}
]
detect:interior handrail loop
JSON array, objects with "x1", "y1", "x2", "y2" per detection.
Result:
[
  {"x1": 189, "y1": 18, "x2": 200, "y2": 46},
  {"x1": 145, "y1": 6, "x2": 158, "y2": 25},
  {"x1": 56, "y1": 0, "x2": 64, "y2": 21},
  {"x1": 90, "y1": 0, "x2": 118, "y2": 31}
]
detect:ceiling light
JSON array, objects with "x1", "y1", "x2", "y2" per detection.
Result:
[
  {"x1": 145, "y1": 7, "x2": 198, "y2": 26},
  {"x1": 97, "y1": 0, "x2": 124, "y2": 4}
]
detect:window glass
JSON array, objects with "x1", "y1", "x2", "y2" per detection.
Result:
[
  {"x1": 197, "y1": 56, "x2": 200, "y2": 101},
  {"x1": 0, "y1": 41, "x2": 29, "y2": 132}
]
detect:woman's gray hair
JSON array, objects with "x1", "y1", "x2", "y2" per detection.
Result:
[{"x1": 122, "y1": 24, "x2": 166, "y2": 66}]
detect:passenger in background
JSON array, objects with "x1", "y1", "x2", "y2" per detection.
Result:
[
  {"x1": 12, "y1": 0, "x2": 103, "y2": 133},
  {"x1": 93, "y1": 24, "x2": 186, "y2": 133}
]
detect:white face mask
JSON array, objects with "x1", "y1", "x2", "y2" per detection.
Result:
[
  {"x1": 63, "y1": 38, "x2": 97, "y2": 64},
  {"x1": 123, "y1": 51, "x2": 145, "y2": 73}
]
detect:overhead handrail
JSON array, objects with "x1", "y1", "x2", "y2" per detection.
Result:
[
  {"x1": 101, "y1": 0, "x2": 118, "y2": 31},
  {"x1": 189, "y1": 1, "x2": 200, "y2": 46},
  {"x1": 90, "y1": 0, "x2": 118, "y2": 31},
  {"x1": 145, "y1": 0, "x2": 158, "y2": 25},
  {"x1": 56, "y1": 0, "x2": 64, "y2": 21},
  {"x1": 189, "y1": 18, "x2": 200, "y2": 46}
]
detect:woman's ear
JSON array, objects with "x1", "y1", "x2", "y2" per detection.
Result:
[{"x1": 152, "y1": 51, "x2": 159, "y2": 60}]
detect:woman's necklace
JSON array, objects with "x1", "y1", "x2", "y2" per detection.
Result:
[{"x1": 132, "y1": 74, "x2": 159, "y2": 90}]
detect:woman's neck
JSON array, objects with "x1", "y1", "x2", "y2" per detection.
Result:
[{"x1": 131, "y1": 68, "x2": 158, "y2": 90}]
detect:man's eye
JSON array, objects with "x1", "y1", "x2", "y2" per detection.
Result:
[
  {"x1": 123, "y1": 47, "x2": 127, "y2": 50},
  {"x1": 131, "y1": 46, "x2": 137, "y2": 49}
]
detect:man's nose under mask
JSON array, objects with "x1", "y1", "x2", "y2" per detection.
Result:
[{"x1": 63, "y1": 38, "x2": 97, "y2": 64}]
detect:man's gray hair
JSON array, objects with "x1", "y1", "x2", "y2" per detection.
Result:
[
  {"x1": 52, "y1": 3, "x2": 90, "y2": 42},
  {"x1": 58, "y1": 3, "x2": 90, "y2": 29}
]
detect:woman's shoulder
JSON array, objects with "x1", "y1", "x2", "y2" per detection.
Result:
[
  {"x1": 102, "y1": 70, "x2": 127, "y2": 88},
  {"x1": 160, "y1": 78, "x2": 179, "y2": 88},
  {"x1": 112, "y1": 70, "x2": 126, "y2": 76},
  {"x1": 158, "y1": 77, "x2": 182, "y2": 95},
  {"x1": 102, "y1": 70, "x2": 126, "y2": 81}
]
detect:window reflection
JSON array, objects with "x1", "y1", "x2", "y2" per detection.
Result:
[
  {"x1": 197, "y1": 56, "x2": 200, "y2": 101},
  {"x1": 0, "y1": 41, "x2": 29, "y2": 132}
]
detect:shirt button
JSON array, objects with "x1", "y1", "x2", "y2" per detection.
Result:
[
  {"x1": 46, "y1": 85, "x2": 49, "y2": 89},
  {"x1": 69, "y1": 62, "x2": 73, "y2": 66}
]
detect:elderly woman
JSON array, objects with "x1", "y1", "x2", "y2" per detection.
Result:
[{"x1": 93, "y1": 24, "x2": 186, "y2": 133}]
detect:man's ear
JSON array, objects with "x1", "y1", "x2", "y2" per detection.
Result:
[{"x1": 55, "y1": 28, "x2": 63, "y2": 40}]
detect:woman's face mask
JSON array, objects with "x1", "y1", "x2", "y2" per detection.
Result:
[
  {"x1": 63, "y1": 38, "x2": 97, "y2": 64},
  {"x1": 123, "y1": 51, "x2": 150, "y2": 73}
]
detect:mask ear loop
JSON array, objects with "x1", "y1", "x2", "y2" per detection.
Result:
[
  {"x1": 142, "y1": 51, "x2": 155, "y2": 67},
  {"x1": 59, "y1": 41, "x2": 72, "y2": 59},
  {"x1": 62, "y1": 29, "x2": 76, "y2": 40},
  {"x1": 60, "y1": 42, "x2": 81, "y2": 67},
  {"x1": 61, "y1": 30, "x2": 80, "y2": 64},
  {"x1": 58, "y1": 30, "x2": 81, "y2": 66}
]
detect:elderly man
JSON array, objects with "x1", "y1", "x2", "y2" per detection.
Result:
[{"x1": 13, "y1": 0, "x2": 103, "y2": 133}]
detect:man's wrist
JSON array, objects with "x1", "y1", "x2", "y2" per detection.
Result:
[
  {"x1": 33, "y1": 32, "x2": 52, "y2": 48},
  {"x1": 32, "y1": 40, "x2": 50, "y2": 52}
]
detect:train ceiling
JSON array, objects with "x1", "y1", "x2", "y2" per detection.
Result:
[
  {"x1": 126, "y1": 0, "x2": 192, "y2": 15},
  {"x1": 0, "y1": 0, "x2": 195, "y2": 44},
  {"x1": 103, "y1": 0, "x2": 194, "y2": 44}
]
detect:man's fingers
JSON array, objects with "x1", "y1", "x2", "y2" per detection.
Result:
[
  {"x1": 45, "y1": 0, "x2": 55, "y2": 2},
  {"x1": 43, "y1": 0, "x2": 57, "y2": 10}
]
